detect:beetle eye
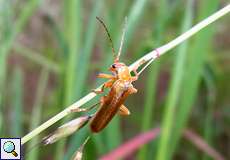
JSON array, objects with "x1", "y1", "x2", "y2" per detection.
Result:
[{"x1": 112, "y1": 64, "x2": 116, "y2": 68}]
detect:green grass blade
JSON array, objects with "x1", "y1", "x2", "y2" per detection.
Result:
[
  {"x1": 168, "y1": 0, "x2": 219, "y2": 159},
  {"x1": 137, "y1": 63, "x2": 159, "y2": 160},
  {"x1": 55, "y1": 0, "x2": 82, "y2": 159},
  {"x1": 43, "y1": 15, "x2": 68, "y2": 55},
  {"x1": 202, "y1": 68, "x2": 216, "y2": 160},
  {"x1": 156, "y1": 0, "x2": 194, "y2": 160},
  {"x1": 124, "y1": 0, "x2": 148, "y2": 53},
  {"x1": 0, "y1": 0, "x2": 40, "y2": 128},
  {"x1": 138, "y1": 0, "x2": 169, "y2": 159},
  {"x1": 64, "y1": 1, "x2": 104, "y2": 158},
  {"x1": 14, "y1": 44, "x2": 61, "y2": 73},
  {"x1": 74, "y1": 0, "x2": 103, "y2": 98},
  {"x1": 10, "y1": 67, "x2": 24, "y2": 137},
  {"x1": 62, "y1": 0, "x2": 82, "y2": 106},
  {"x1": 27, "y1": 69, "x2": 49, "y2": 160},
  {"x1": 0, "y1": 0, "x2": 40, "y2": 81},
  {"x1": 0, "y1": 0, "x2": 13, "y2": 135}
]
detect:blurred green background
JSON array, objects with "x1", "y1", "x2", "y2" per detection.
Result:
[{"x1": 0, "y1": 0, "x2": 229, "y2": 159}]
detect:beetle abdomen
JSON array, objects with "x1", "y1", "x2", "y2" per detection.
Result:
[{"x1": 90, "y1": 80, "x2": 131, "y2": 132}]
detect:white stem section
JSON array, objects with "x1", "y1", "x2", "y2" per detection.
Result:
[{"x1": 21, "y1": 4, "x2": 230, "y2": 145}]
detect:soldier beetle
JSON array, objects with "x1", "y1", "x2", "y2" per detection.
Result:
[
  {"x1": 89, "y1": 17, "x2": 141, "y2": 133},
  {"x1": 72, "y1": 17, "x2": 148, "y2": 133}
]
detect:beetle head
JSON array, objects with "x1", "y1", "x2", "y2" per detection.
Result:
[{"x1": 109, "y1": 62, "x2": 126, "y2": 74}]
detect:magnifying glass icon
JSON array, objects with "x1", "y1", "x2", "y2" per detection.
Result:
[{"x1": 3, "y1": 141, "x2": 18, "y2": 157}]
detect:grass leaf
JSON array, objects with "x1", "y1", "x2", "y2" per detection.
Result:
[{"x1": 156, "y1": 0, "x2": 194, "y2": 159}]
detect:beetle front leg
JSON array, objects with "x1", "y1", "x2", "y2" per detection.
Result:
[
  {"x1": 97, "y1": 73, "x2": 115, "y2": 79},
  {"x1": 70, "y1": 102, "x2": 100, "y2": 113},
  {"x1": 92, "y1": 73, "x2": 116, "y2": 94},
  {"x1": 93, "y1": 80, "x2": 114, "y2": 94},
  {"x1": 131, "y1": 59, "x2": 150, "y2": 82},
  {"x1": 93, "y1": 84, "x2": 105, "y2": 94}
]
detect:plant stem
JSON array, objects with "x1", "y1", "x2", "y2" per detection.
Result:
[{"x1": 21, "y1": 4, "x2": 230, "y2": 145}]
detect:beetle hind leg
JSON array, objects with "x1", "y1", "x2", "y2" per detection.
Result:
[
  {"x1": 118, "y1": 104, "x2": 130, "y2": 116},
  {"x1": 129, "y1": 87, "x2": 137, "y2": 94}
]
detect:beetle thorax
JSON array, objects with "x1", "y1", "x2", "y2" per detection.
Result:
[{"x1": 117, "y1": 66, "x2": 131, "y2": 81}]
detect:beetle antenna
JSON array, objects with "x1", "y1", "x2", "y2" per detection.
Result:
[
  {"x1": 117, "y1": 17, "x2": 127, "y2": 62},
  {"x1": 96, "y1": 17, "x2": 116, "y2": 60}
]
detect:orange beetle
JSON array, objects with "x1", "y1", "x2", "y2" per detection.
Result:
[{"x1": 89, "y1": 17, "x2": 139, "y2": 132}]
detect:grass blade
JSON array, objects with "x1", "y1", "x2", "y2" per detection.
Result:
[
  {"x1": 55, "y1": 0, "x2": 82, "y2": 159},
  {"x1": 125, "y1": 0, "x2": 148, "y2": 53},
  {"x1": 10, "y1": 67, "x2": 24, "y2": 137},
  {"x1": 27, "y1": 69, "x2": 49, "y2": 160},
  {"x1": 0, "y1": 0, "x2": 13, "y2": 134},
  {"x1": 64, "y1": 1, "x2": 104, "y2": 159},
  {"x1": 138, "y1": 0, "x2": 169, "y2": 159},
  {"x1": 202, "y1": 68, "x2": 216, "y2": 160},
  {"x1": 156, "y1": 0, "x2": 194, "y2": 160},
  {"x1": 0, "y1": 0, "x2": 40, "y2": 104},
  {"x1": 14, "y1": 44, "x2": 61, "y2": 73},
  {"x1": 0, "y1": 0, "x2": 40, "y2": 136},
  {"x1": 168, "y1": 0, "x2": 219, "y2": 158}
]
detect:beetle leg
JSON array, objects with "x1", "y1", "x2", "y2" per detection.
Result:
[
  {"x1": 100, "y1": 95, "x2": 107, "y2": 105},
  {"x1": 97, "y1": 73, "x2": 115, "y2": 79},
  {"x1": 128, "y1": 86, "x2": 138, "y2": 94},
  {"x1": 70, "y1": 102, "x2": 100, "y2": 113},
  {"x1": 118, "y1": 104, "x2": 130, "y2": 116},
  {"x1": 93, "y1": 80, "x2": 115, "y2": 94},
  {"x1": 93, "y1": 85, "x2": 105, "y2": 94}
]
